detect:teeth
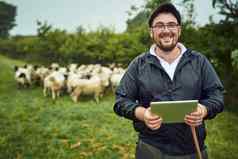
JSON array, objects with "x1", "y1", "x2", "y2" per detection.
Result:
[{"x1": 163, "y1": 37, "x2": 171, "y2": 41}]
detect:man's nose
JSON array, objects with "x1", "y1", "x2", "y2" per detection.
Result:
[{"x1": 163, "y1": 25, "x2": 170, "y2": 32}]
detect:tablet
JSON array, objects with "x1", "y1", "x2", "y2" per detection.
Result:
[{"x1": 150, "y1": 100, "x2": 198, "y2": 123}]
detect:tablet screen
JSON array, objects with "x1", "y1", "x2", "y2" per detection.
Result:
[{"x1": 150, "y1": 100, "x2": 198, "y2": 123}]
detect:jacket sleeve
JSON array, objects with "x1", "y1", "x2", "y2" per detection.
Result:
[
  {"x1": 113, "y1": 58, "x2": 140, "y2": 120},
  {"x1": 199, "y1": 56, "x2": 224, "y2": 120}
]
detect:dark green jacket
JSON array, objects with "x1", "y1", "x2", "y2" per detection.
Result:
[{"x1": 114, "y1": 49, "x2": 224, "y2": 155}]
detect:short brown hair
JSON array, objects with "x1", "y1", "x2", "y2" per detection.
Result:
[{"x1": 148, "y1": 3, "x2": 181, "y2": 27}]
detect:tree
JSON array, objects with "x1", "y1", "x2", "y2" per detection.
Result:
[
  {"x1": 126, "y1": 0, "x2": 171, "y2": 32},
  {"x1": 144, "y1": 0, "x2": 171, "y2": 11},
  {"x1": 36, "y1": 20, "x2": 52, "y2": 38},
  {"x1": 231, "y1": 49, "x2": 238, "y2": 70},
  {"x1": 180, "y1": 0, "x2": 196, "y2": 25},
  {"x1": 0, "y1": 1, "x2": 16, "y2": 38},
  {"x1": 212, "y1": 0, "x2": 238, "y2": 23}
]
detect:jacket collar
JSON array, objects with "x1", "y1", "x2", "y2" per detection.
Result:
[{"x1": 144, "y1": 47, "x2": 194, "y2": 71}]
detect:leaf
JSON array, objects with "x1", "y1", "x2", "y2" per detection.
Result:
[{"x1": 212, "y1": 0, "x2": 217, "y2": 8}]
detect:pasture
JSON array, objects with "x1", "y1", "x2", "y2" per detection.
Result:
[{"x1": 0, "y1": 54, "x2": 237, "y2": 159}]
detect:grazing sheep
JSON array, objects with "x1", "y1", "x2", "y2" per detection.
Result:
[
  {"x1": 110, "y1": 73, "x2": 124, "y2": 91},
  {"x1": 35, "y1": 66, "x2": 50, "y2": 86},
  {"x1": 14, "y1": 65, "x2": 32, "y2": 88},
  {"x1": 68, "y1": 64, "x2": 78, "y2": 73},
  {"x1": 13, "y1": 63, "x2": 127, "y2": 102},
  {"x1": 25, "y1": 64, "x2": 40, "y2": 85},
  {"x1": 96, "y1": 66, "x2": 112, "y2": 91},
  {"x1": 110, "y1": 67, "x2": 126, "y2": 91},
  {"x1": 43, "y1": 71, "x2": 66, "y2": 100},
  {"x1": 70, "y1": 75, "x2": 104, "y2": 103},
  {"x1": 49, "y1": 63, "x2": 60, "y2": 71},
  {"x1": 66, "y1": 72, "x2": 83, "y2": 93}
]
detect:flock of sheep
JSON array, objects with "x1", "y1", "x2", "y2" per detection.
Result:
[{"x1": 14, "y1": 63, "x2": 126, "y2": 103}]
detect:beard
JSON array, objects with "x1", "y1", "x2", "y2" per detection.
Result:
[
  {"x1": 156, "y1": 42, "x2": 177, "y2": 52},
  {"x1": 153, "y1": 32, "x2": 178, "y2": 52}
]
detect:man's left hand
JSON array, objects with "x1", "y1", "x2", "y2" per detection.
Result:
[{"x1": 184, "y1": 104, "x2": 207, "y2": 127}]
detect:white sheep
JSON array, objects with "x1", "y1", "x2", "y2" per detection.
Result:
[
  {"x1": 14, "y1": 65, "x2": 32, "y2": 88},
  {"x1": 110, "y1": 68, "x2": 125, "y2": 91},
  {"x1": 43, "y1": 71, "x2": 66, "y2": 100},
  {"x1": 68, "y1": 64, "x2": 78, "y2": 73},
  {"x1": 35, "y1": 66, "x2": 50, "y2": 86},
  {"x1": 66, "y1": 71, "x2": 84, "y2": 93},
  {"x1": 70, "y1": 75, "x2": 104, "y2": 103},
  {"x1": 50, "y1": 63, "x2": 60, "y2": 71}
]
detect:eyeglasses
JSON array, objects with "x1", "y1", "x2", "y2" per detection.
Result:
[{"x1": 151, "y1": 23, "x2": 179, "y2": 31}]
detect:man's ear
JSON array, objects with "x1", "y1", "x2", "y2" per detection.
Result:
[
  {"x1": 178, "y1": 26, "x2": 181, "y2": 37},
  {"x1": 149, "y1": 28, "x2": 153, "y2": 38}
]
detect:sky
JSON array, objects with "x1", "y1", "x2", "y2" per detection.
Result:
[{"x1": 5, "y1": 0, "x2": 223, "y2": 35}]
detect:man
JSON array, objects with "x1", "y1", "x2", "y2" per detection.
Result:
[{"x1": 113, "y1": 3, "x2": 224, "y2": 159}]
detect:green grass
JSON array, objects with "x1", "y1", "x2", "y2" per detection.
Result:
[
  {"x1": 0, "y1": 54, "x2": 136, "y2": 159},
  {"x1": 0, "y1": 54, "x2": 238, "y2": 159}
]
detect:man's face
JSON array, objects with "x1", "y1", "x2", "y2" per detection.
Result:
[{"x1": 150, "y1": 13, "x2": 181, "y2": 52}]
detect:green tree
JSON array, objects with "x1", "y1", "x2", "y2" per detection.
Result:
[
  {"x1": 231, "y1": 49, "x2": 238, "y2": 70},
  {"x1": 0, "y1": 1, "x2": 16, "y2": 38},
  {"x1": 180, "y1": 0, "x2": 196, "y2": 25},
  {"x1": 36, "y1": 20, "x2": 52, "y2": 38},
  {"x1": 212, "y1": 0, "x2": 238, "y2": 23},
  {"x1": 126, "y1": 0, "x2": 171, "y2": 32}
]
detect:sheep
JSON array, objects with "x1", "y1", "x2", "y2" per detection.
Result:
[
  {"x1": 70, "y1": 75, "x2": 105, "y2": 103},
  {"x1": 49, "y1": 63, "x2": 60, "y2": 71},
  {"x1": 110, "y1": 73, "x2": 124, "y2": 91},
  {"x1": 68, "y1": 64, "x2": 78, "y2": 73},
  {"x1": 14, "y1": 65, "x2": 32, "y2": 88},
  {"x1": 96, "y1": 66, "x2": 112, "y2": 89},
  {"x1": 43, "y1": 70, "x2": 66, "y2": 100},
  {"x1": 14, "y1": 63, "x2": 126, "y2": 102},
  {"x1": 25, "y1": 64, "x2": 40, "y2": 85},
  {"x1": 35, "y1": 66, "x2": 50, "y2": 86},
  {"x1": 66, "y1": 71, "x2": 83, "y2": 93},
  {"x1": 110, "y1": 68, "x2": 126, "y2": 91}
]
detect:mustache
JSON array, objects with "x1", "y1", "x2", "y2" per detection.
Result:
[{"x1": 159, "y1": 32, "x2": 174, "y2": 38}]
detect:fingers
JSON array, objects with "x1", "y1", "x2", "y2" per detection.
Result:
[
  {"x1": 144, "y1": 107, "x2": 163, "y2": 130},
  {"x1": 184, "y1": 115, "x2": 203, "y2": 126},
  {"x1": 147, "y1": 118, "x2": 163, "y2": 130},
  {"x1": 184, "y1": 107, "x2": 203, "y2": 127}
]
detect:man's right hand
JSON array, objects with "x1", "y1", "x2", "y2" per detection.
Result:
[{"x1": 135, "y1": 106, "x2": 163, "y2": 130}]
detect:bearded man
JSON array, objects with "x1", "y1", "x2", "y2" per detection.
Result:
[{"x1": 113, "y1": 2, "x2": 224, "y2": 159}]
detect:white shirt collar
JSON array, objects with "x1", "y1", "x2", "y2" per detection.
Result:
[{"x1": 149, "y1": 43, "x2": 187, "y2": 80}]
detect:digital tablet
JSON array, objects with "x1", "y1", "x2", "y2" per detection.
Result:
[{"x1": 150, "y1": 100, "x2": 198, "y2": 123}]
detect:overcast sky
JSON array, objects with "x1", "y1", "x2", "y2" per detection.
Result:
[{"x1": 5, "y1": 0, "x2": 223, "y2": 35}]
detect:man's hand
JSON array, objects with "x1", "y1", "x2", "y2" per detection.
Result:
[
  {"x1": 184, "y1": 104, "x2": 207, "y2": 127},
  {"x1": 135, "y1": 106, "x2": 163, "y2": 130},
  {"x1": 143, "y1": 107, "x2": 163, "y2": 130}
]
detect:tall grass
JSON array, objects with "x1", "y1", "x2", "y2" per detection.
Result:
[{"x1": 0, "y1": 54, "x2": 237, "y2": 159}]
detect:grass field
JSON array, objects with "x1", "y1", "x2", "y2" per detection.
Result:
[{"x1": 0, "y1": 54, "x2": 237, "y2": 159}]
